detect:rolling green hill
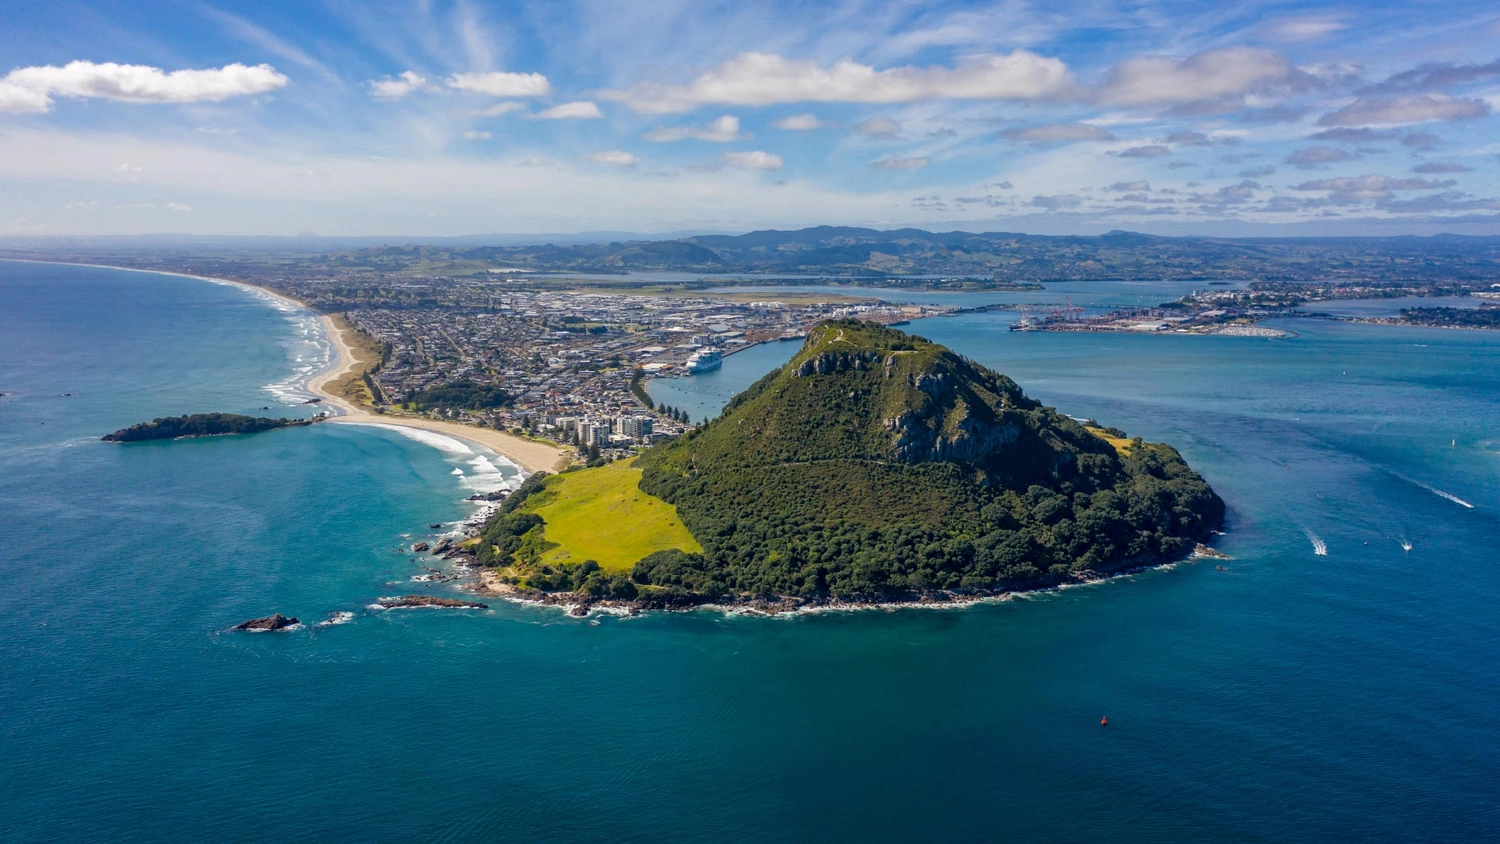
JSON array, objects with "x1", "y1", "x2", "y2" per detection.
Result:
[{"x1": 476, "y1": 320, "x2": 1224, "y2": 605}]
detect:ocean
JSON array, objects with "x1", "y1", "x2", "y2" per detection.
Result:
[{"x1": 2, "y1": 261, "x2": 1497, "y2": 842}]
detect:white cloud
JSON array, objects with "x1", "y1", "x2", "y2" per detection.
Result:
[
  {"x1": 114, "y1": 162, "x2": 143, "y2": 172},
  {"x1": 531, "y1": 101, "x2": 603, "y2": 120},
  {"x1": 600, "y1": 50, "x2": 1074, "y2": 113},
  {"x1": 1099, "y1": 47, "x2": 1292, "y2": 105},
  {"x1": 461, "y1": 130, "x2": 492, "y2": 140},
  {"x1": 721, "y1": 150, "x2": 783, "y2": 170},
  {"x1": 854, "y1": 117, "x2": 902, "y2": 138},
  {"x1": 772, "y1": 113, "x2": 826, "y2": 131},
  {"x1": 870, "y1": 156, "x2": 929, "y2": 170},
  {"x1": 1319, "y1": 94, "x2": 1491, "y2": 126},
  {"x1": 1001, "y1": 122, "x2": 1114, "y2": 143},
  {"x1": 446, "y1": 71, "x2": 551, "y2": 97},
  {"x1": 369, "y1": 71, "x2": 428, "y2": 100},
  {"x1": 0, "y1": 80, "x2": 53, "y2": 114},
  {"x1": 0, "y1": 61, "x2": 287, "y2": 113},
  {"x1": 166, "y1": 202, "x2": 192, "y2": 212},
  {"x1": 477, "y1": 102, "x2": 525, "y2": 117},
  {"x1": 584, "y1": 150, "x2": 639, "y2": 167},
  {"x1": 644, "y1": 114, "x2": 742, "y2": 142},
  {"x1": 1262, "y1": 16, "x2": 1349, "y2": 42}
]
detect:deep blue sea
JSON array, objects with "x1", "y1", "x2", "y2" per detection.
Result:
[{"x1": 3, "y1": 261, "x2": 1498, "y2": 843}]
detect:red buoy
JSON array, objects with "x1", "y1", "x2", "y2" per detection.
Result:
[{"x1": 1101, "y1": 716, "x2": 1108, "y2": 727}]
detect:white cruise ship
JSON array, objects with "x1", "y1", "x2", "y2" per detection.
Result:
[{"x1": 684, "y1": 348, "x2": 723, "y2": 374}]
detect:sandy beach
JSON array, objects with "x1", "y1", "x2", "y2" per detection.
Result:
[
  {"x1": 25, "y1": 259, "x2": 571, "y2": 476},
  {"x1": 305, "y1": 313, "x2": 570, "y2": 475}
]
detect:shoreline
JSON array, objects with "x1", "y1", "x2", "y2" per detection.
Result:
[
  {"x1": 468, "y1": 545, "x2": 1227, "y2": 618},
  {"x1": 14, "y1": 258, "x2": 570, "y2": 475},
  {"x1": 303, "y1": 312, "x2": 569, "y2": 474}
]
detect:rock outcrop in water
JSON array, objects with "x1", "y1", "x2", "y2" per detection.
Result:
[
  {"x1": 232, "y1": 613, "x2": 300, "y2": 630},
  {"x1": 377, "y1": 595, "x2": 488, "y2": 609}
]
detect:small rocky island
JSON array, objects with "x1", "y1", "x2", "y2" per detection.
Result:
[
  {"x1": 102, "y1": 413, "x2": 318, "y2": 442},
  {"x1": 232, "y1": 613, "x2": 300, "y2": 631}
]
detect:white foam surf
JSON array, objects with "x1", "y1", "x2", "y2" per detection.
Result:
[
  {"x1": 1423, "y1": 486, "x2": 1474, "y2": 509},
  {"x1": 350, "y1": 423, "x2": 474, "y2": 456},
  {"x1": 1304, "y1": 528, "x2": 1328, "y2": 556}
]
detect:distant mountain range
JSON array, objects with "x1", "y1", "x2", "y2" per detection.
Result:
[
  {"x1": 7, "y1": 226, "x2": 1499, "y2": 282},
  {"x1": 314, "y1": 226, "x2": 1500, "y2": 282}
]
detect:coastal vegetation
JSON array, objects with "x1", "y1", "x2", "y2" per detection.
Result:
[
  {"x1": 102, "y1": 413, "x2": 316, "y2": 442},
  {"x1": 474, "y1": 320, "x2": 1224, "y2": 607},
  {"x1": 326, "y1": 314, "x2": 388, "y2": 407},
  {"x1": 404, "y1": 380, "x2": 512, "y2": 410},
  {"x1": 1395, "y1": 306, "x2": 1500, "y2": 329}
]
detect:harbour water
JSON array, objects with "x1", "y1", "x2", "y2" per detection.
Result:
[{"x1": 2, "y1": 261, "x2": 1497, "y2": 842}]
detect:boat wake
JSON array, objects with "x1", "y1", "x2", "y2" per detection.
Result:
[
  {"x1": 1304, "y1": 528, "x2": 1328, "y2": 556},
  {"x1": 1423, "y1": 485, "x2": 1474, "y2": 509}
]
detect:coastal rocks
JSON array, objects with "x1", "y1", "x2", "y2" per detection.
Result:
[
  {"x1": 377, "y1": 595, "x2": 488, "y2": 609},
  {"x1": 1193, "y1": 543, "x2": 1231, "y2": 560},
  {"x1": 428, "y1": 523, "x2": 444, "y2": 529},
  {"x1": 796, "y1": 350, "x2": 881, "y2": 377},
  {"x1": 431, "y1": 538, "x2": 454, "y2": 555},
  {"x1": 411, "y1": 542, "x2": 431, "y2": 552},
  {"x1": 232, "y1": 613, "x2": 300, "y2": 631}
]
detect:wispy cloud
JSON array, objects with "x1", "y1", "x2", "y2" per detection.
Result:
[
  {"x1": 870, "y1": 155, "x2": 929, "y2": 170},
  {"x1": 772, "y1": 113, "x2": 826, "y2": 131},
  {"x1": 1319, "y1": 94, "x2": 1491, "y2": 126},
  {"x1": 600, "y1": 50, "x2": 1074, "y2": 113},
  {"x1": 1260, "y1": 15, "x2": 1349, "y2": 42},
  {"x1": 645, "y1": 115, "x2": 743, "y2": 142},
  {"x1": 583, "y1": 149, "x2": 638, "y2": 167},
  {"x1": 1098, "y1": 47, "x2": 1293, "y2": 105},
  {"x1": 854, "y1": 117, "x2": 902, "y2": 138},
  {"x1": 531, "y1": 101, "x2": 603, "y2": 120},
  {"x1": 721, "y1": 150, "x2": 783, "y2": 169},
  {"x1": 1001, "y1": 122, "x2": 1114, "y2": 143}
]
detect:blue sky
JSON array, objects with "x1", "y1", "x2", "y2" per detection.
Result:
[{"x1": 2, "y1": 0, "x2": 1499, "y2": 237}]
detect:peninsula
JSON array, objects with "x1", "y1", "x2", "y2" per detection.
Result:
[
  {"x1": 102, "y1": 413, "x2": 317, "y2": 443},
  {"x1": 472, "y1": 320, "x2": 1224, "y2": 611}
]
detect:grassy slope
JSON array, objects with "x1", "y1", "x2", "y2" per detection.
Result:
[
  {"x1": 524, "y1": 458, "x2": 701, "y2": 573},
  {"x1": 1085, "y1": 426, "x2": 1135, "y2": 456}
]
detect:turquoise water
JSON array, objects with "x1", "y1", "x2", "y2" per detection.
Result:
[{"x1": 3, "y1": 262, "x2": 1498, "y2": 842}]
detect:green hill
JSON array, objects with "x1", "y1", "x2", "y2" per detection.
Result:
[{"x1": 477, "y1": 320, "x2": 1224, "y2": 605}]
